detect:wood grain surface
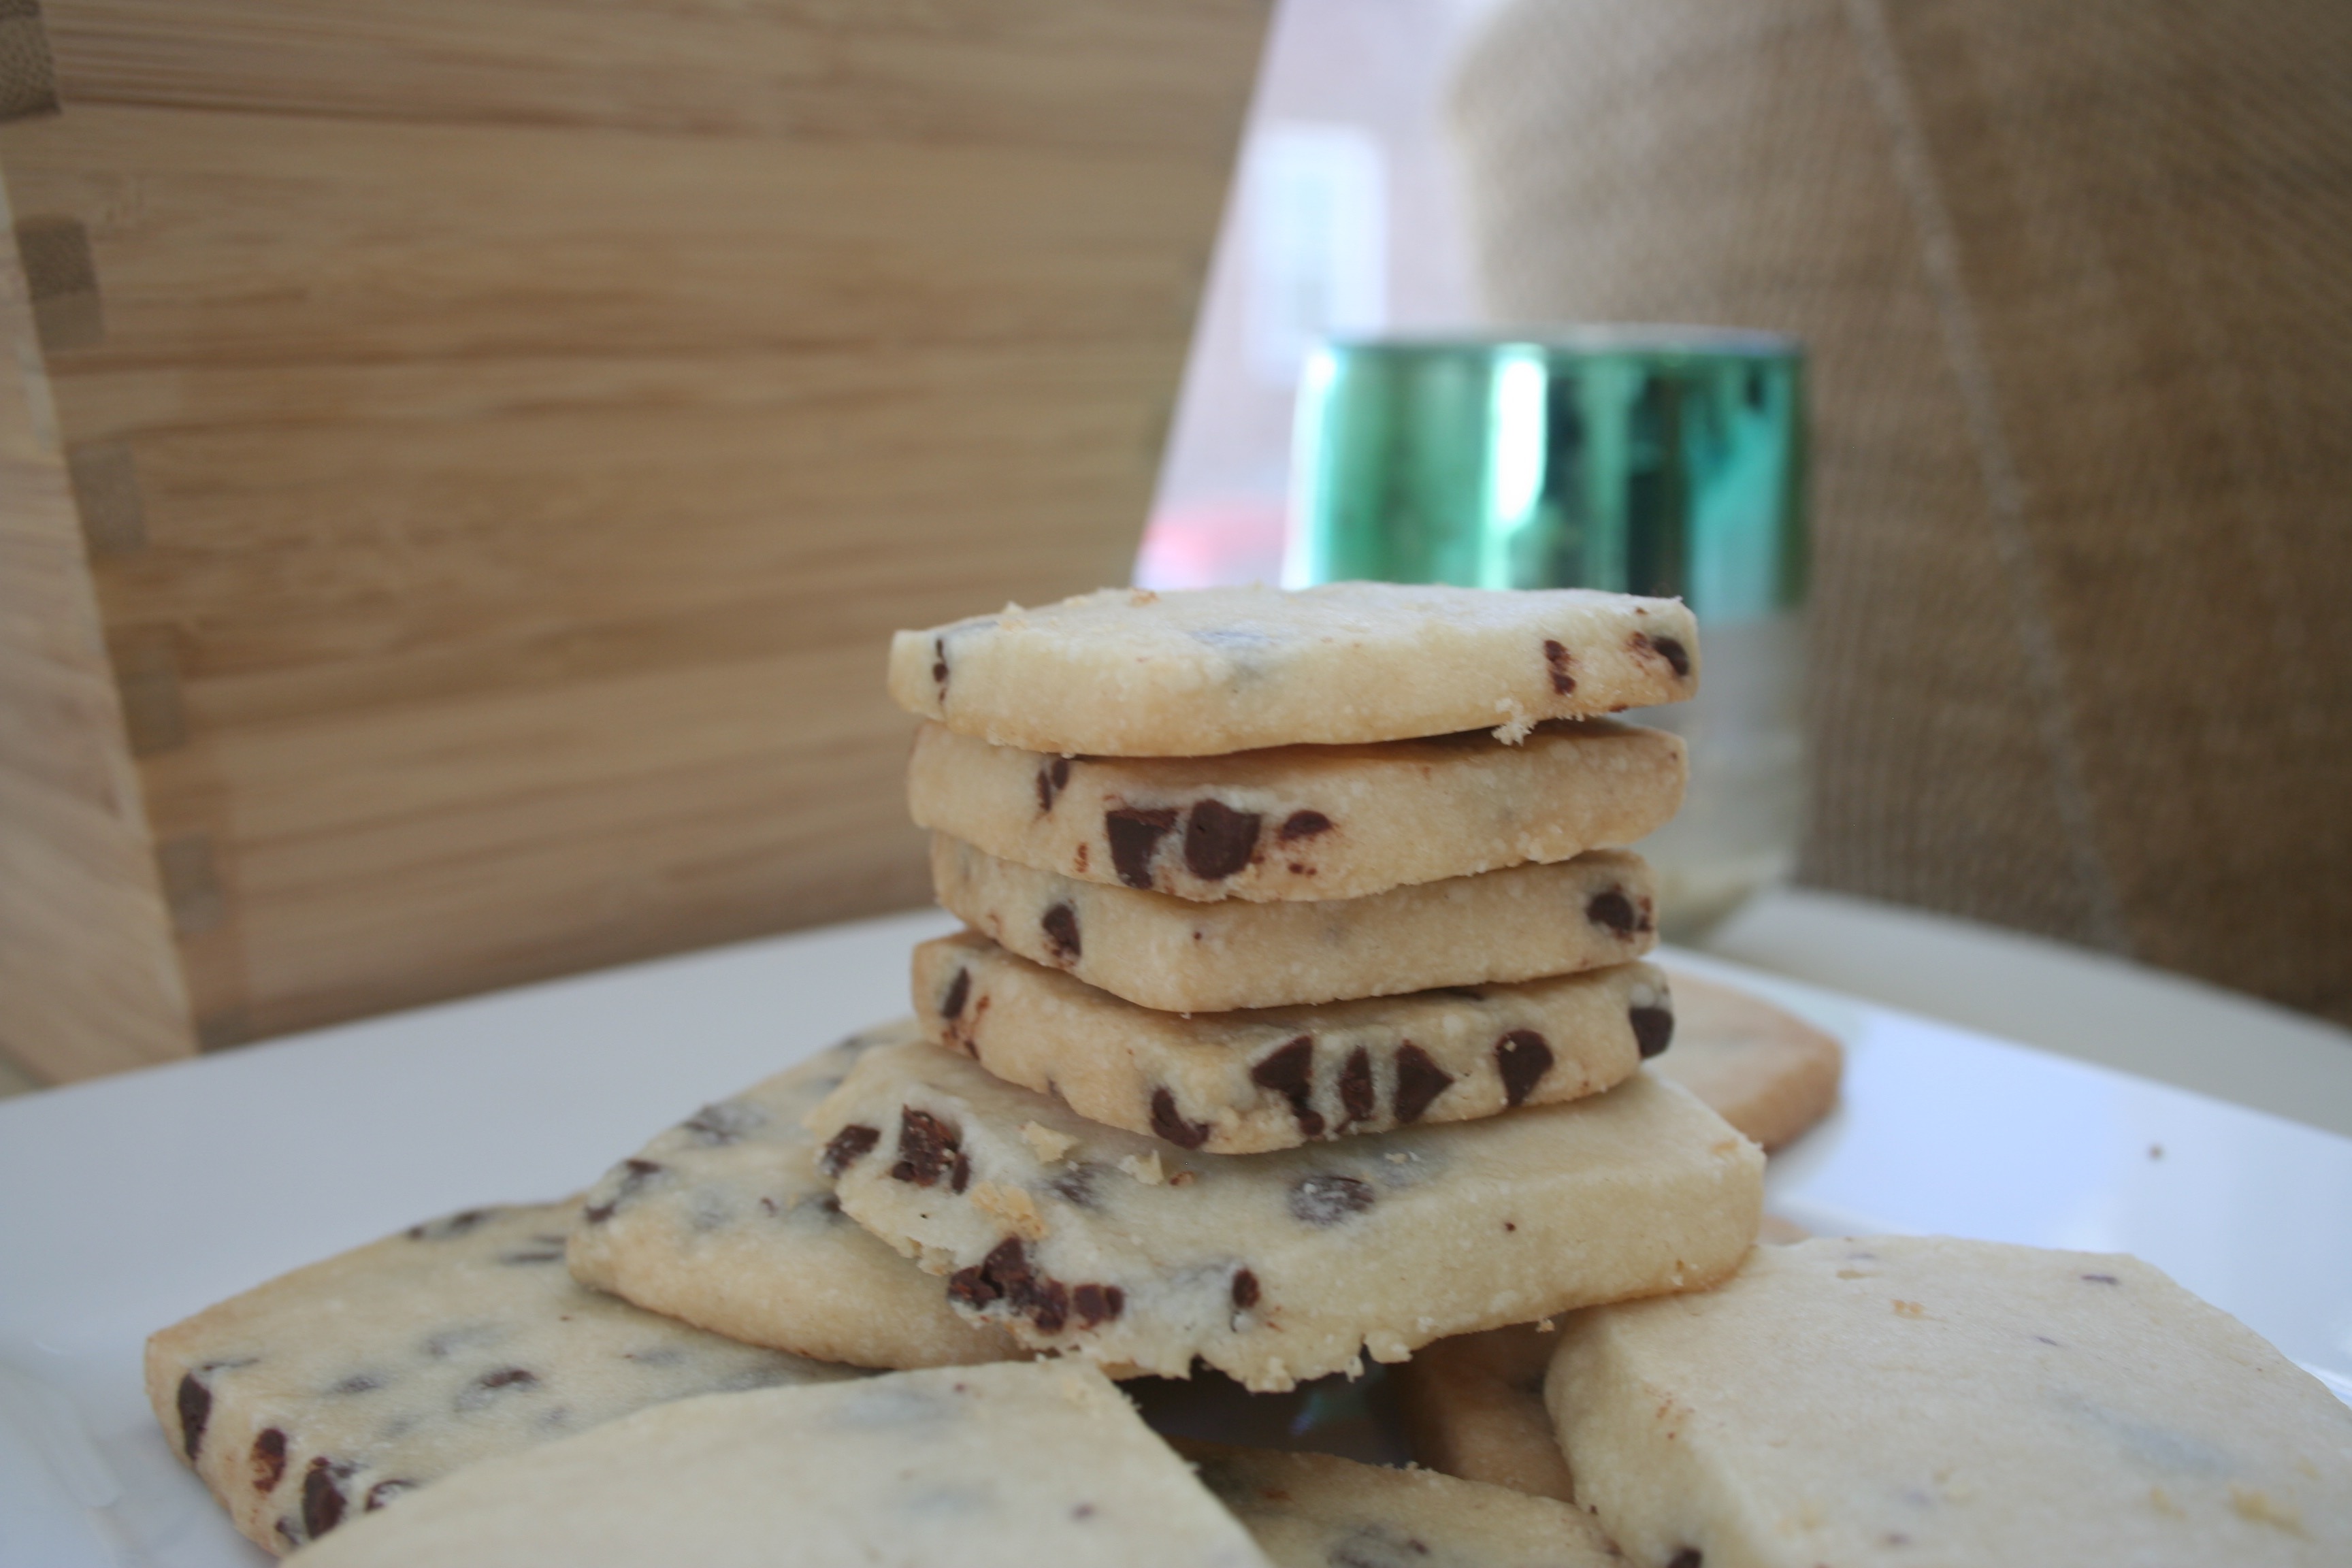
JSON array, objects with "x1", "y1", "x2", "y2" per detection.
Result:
[{"x1": 0, "y1": 0, "x2": 1265, "y2": 1079}]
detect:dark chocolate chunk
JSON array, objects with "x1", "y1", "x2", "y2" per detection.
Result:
[
  {"x1": 1337, "y1": 1047, "x2": 1375, "y2": 1128},
  {"x1": 948, "y1": 1236, "x2": 1074, "y2": 1333},
  {"x1": 1278, "y1": 810, "x2": 1333, "y2": 842},
  {"x1": 1230, "y1": 1269, "x2": 1260, "y2": 1310},
  {"x1": 455, "y1": 1367, "x2": 540, "y2": 1411},
  {"x1": 821, "y1": 1124, "x2": 881, "y2": 1176},
  {"x1": 941, "y1": 967, "x2": 971, "y2": 1021},
  {"x1": 1072, "y1": 1283, "x2": 1125, "y2": 1328},
  {"x1": 1036, "y1": 756, "x2": 1072, "y2": 813},
  {"x1": 931, "y1": 636, "x2": 949, "y2": 694},
  {"x1": 1391, "y1": 1043, "x2": 1456, "y2": 1124},
  {"x1": 303, "y1": 1456, "x2": 350, "y2": 1539},
  {"x1": 1634, "y1": 632, "x2": 1692, "y2": 677},
  {"x1": 1630, "y1": 1004, "x2": 1674, "y2": 1059},
  {"x1": 364, "y1": 1479, "x2": 416, "y2": 1512},
  {"x1": 1105, "y1": 806, "x2": 1177, "y2": 888},
  {"x1": 1182, "y1": 800, "x2": 1262, "y2": 879},
  {"x1": 1667, "y1": 1552, "x2": 1703, "y2": 1568},
  {"x1": 1587, "y1": 888, "x2": 1640, "y2": 936},
  {"x1": 1149, "y1": 1088, "x2": 1211, "y2": 1150},
  {"x1": 330, "y1": 1373, "x2": 382, "y2": 1395},
  {"x1": 681, "y1": 1100, "x2": 764, "y2": 1146},
  {"x1": 2081, "y1": 1273, "x2": 2119, "y2": 1285},
  {"x1": 1289, "y1": 1174, "x2": 1375, "y2": 1226},
  {"x1": 891, "y1": 1108, "x2": 965, "y2": 1188},
  {"x1": 1029, "y1": 1278, "x2": 1071, "y2": 1335},
  {"x1": 1251, "y1": 1036, "x2": 1325, "y2": 1138},
  {"x1": 1496, "y1": 1030, "x2": 1554, "y2": 1106},
  {"x1": 406, "y1": 1208, "x2": 497, "y2": 1241},
  {"x1": 1544, "y1": 638, "x2": 1576, "y2": 695},
  {"x1": 583, "y1": 1158, "x2": 666, "y2": 1224},
  {"x1": 251, "y1": 1427, "x2": 287, "y2": 1492},
  {"x1": 1045, "y1": 1163, "x2": 1101, "y2": 1209},
  {"x1": 1041, "y1": 902, "x2": 1081, "y2": 962},
  {"x1": 176, "y1": 1372, "x2": 212, "y2": 1461}
]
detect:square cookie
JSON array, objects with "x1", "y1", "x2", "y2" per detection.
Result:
[
  {"x1": 567, "y1": 1019, "x2": 1015, "y2": 1370},
  {"x1": 908, "y1": 717, "x2": 1684, "y2": 902},
  {"x1": 914, "y1": 932, "x2": 1669, "y2": 1153},
  {"x1": 809, "y1": 1037, "x2": 1762, "y2": 1391},
  {"x1": 932, "y1": 833, "x2": 1657, "y2": 1012},
  {"x1": 891, "y1": 582, "x2": 1699, "y2": 755},
  {"x1": 1550, "y1": 1236, "x2": 2352, "y2": 1567},
  {"x1": 286, "y1": 1364, "x2": 1273, "y2": 1568},
  {"x1": 149, "y1": 1200, "x2": 858, "y2": 1555}
]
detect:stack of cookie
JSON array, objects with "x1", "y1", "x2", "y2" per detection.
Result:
[{"x1": 801, "y1": 582, "x2": 1764, "y2": 1390}]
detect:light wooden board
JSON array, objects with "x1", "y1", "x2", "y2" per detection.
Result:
[{"x1": 0, "y1": 0, "x2": 1265, "y2": 1079}]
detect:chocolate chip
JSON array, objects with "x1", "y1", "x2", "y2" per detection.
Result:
[
  {"x1": 1633, "y1": 632, "x2": 1692, "y2": 677},
  {"x1": 583, "y1": 1158, "x2": 665, "y2": 1224},
  {"x1": 497, "y1": 1247, "x2": 566, "y2": 1265},
  {"x1": 1337, "y1": 1047, "x2": 1375, "y2": 1128},
  {"x1": 1630, "y1": 1004, "x2": 1673, "y2": 1058},
  {"x1": 1251, "y1": 1036, "x2": 1324, "y2": 1137},
  {"x1": 1667, "y1": 1552, "x2": 1703, "y2": 1568},
  {"x1": 1183, "y1": 800, "x2": 1261, "y2": 879},
  {"x1": 2081, "y1": 1273, "x2": 2119, "y2": 1285},
  {"x1": 821, "y1": 1124, "x2": 881, "y2": 1176},
  {"x1": 406, "y1": 1208, "x2": 497, "y2": 1241},
  {"x1": 891, "y1": 1109, "x2": 965, "y2": 1188},
  {"x1": 1231, "y1": 1269, "x2": 1260, "y2": 1310},
  {"x1": 1289, "y1": 1174, "x2": 1375, "y2": 1226},
  {"x1": 681, "y1": 1100, "x2": 764, "y2": 1146},
  {"x1": 941, "y1": 968, "x2": 970, "y2": 1021},
  {"x1": 303, "y1": 1457, "x2": 350, "y2": 1539},
  {"x1": 1544, "y1": 638, "x2": 1575, "y2": 694},
  {"x1": 1105, "y1": 807, "x2": 1177, "y2": 888},
  {"x1": 1030, "y1": 1278, "x2": 1071, "y2": 1335},
  {"x1": 1036, "y1": 756, "x2": 1072, "y2": 813},
  {"x1": 1072, "y1": 1283, "x2": 1125, "y2": 1328},
  {"x1": 1045, "y1": 1163, "x2": 1101, "y2": 1209},
  {"x1": 1149, "y1": 1088, "x2": 1211, "y2": 1149},
  {"x1": 931, "y1": 636, "x2": 949, "y2": 694},
  {"x1": 1496, "y1": 1030, "x2": 1554, "y2": 1107},
  {"x1": 363, "y1": 1479, "x2": 416, "y2": 1512},
  {"x1": 478, "y1": 1367, "x2": 536, "y2": 1392},
  {"x1": 1278, "y1": 810, "x2": 1332, "y2": 842},
  {"x1": 331, "y1": 1373, "x2": 382, "y2": 1394},
  {"x1": 251, "y1": 1428, "x2": 287, "y2": 1492},
  {"x1": 176, "y1": 1373, "x2": 212, "y2": 1460},
  {"x1": 1041, "y1": 902, "x2": 1081, "y2": 962},
  {"x1": 1391, "y1": 1043, "x2": 1456, "y2": 1124},
  {"x1": 948, "y1": 1237, "x2": 1075, "y2": 1334},
  {"x1": 1587, "y1": 888, "x2": 1640, "y2": 935}
]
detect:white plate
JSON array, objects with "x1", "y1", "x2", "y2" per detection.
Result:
[{"x1": 3, "y1": 911, "x2": 2349, "y2": 1566}]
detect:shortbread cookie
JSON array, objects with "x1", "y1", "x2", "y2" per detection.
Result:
[
  {"x1": 1392, "y1": 1322, "x2": 1576, "y2": 1503},
  {"x1": 1550, "y1": 1237, "x2": 2352, "y2": 1567},
  {"x1": 809, "y1": 1039, "x2": 1761, "y2": 1391},
  {"x1": 891, "y1": 583, "x2": 1700, "y2": 755},
  {"x1": 1182, "y1": 1442, "x2": 1618, "y2": 1567},
  {"x1": 914, "y1": 932, "x2": 1669, "y2": 1153},
  {"x1": 908, "y1": 717, "x2": 1684, "y2": 902},
  {"x1": 1649, "y1": 969, "x2": 1842, "y2": 1149},
  {"x1": 932, "y1": 834, "x2": 1657, "y2": 1012},
  {"x1": 568, "y1": 1021, "x2": 1015, "y2": 1370},
  {"x1": 1390, "y1": 1214, "x2": 1812, "y2": 1503},
  {"x1": 288, "y1": 1363, "x2": 1273, "y2": 1568},
  {"x1": 148, "y1": 1201, "x2": 857, "y2": 1556}
]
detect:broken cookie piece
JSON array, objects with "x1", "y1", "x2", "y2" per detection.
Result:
[
  {"x1": 915, "y1": 931, "x2": 1670, "y2": 1153},
  {"x1": 808, "y1": 1036, "x2": 1761, "y2": 1391}
]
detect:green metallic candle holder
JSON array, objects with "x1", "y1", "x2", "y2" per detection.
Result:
[{"x1": 1286, "y1": 329, "x2": 1808, "y2": 938}]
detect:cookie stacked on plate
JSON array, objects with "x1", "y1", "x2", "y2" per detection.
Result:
[{"x1": 804, "y1": 583, "x2": 1763, "y2": 1389}]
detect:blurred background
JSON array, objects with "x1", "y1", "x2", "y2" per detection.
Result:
[{"x1": 2, "y1": 0, "x2": 2346, "y2": 1089}]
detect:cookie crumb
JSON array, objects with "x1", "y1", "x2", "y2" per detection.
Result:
[
  {"x1": 1118, "y1": 1152, "x2": 1166, "y2": 1187},
  {"x1": 1021, "y1": 1122, "x2": 1077, "y2": 1164}
]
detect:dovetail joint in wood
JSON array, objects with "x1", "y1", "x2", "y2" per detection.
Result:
[
  {"x1": 0, "y1": 3, "x2": 58, "y2": 122},
  {"x1": 14, "y1": 214, "x2": 101, "y2": 350},
  {"x1": 157, "y1": 834, "x2": 227, "y2": 938},
  {"x1": 68, "y1": 442, "x2": 148, "y2": 555}
]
